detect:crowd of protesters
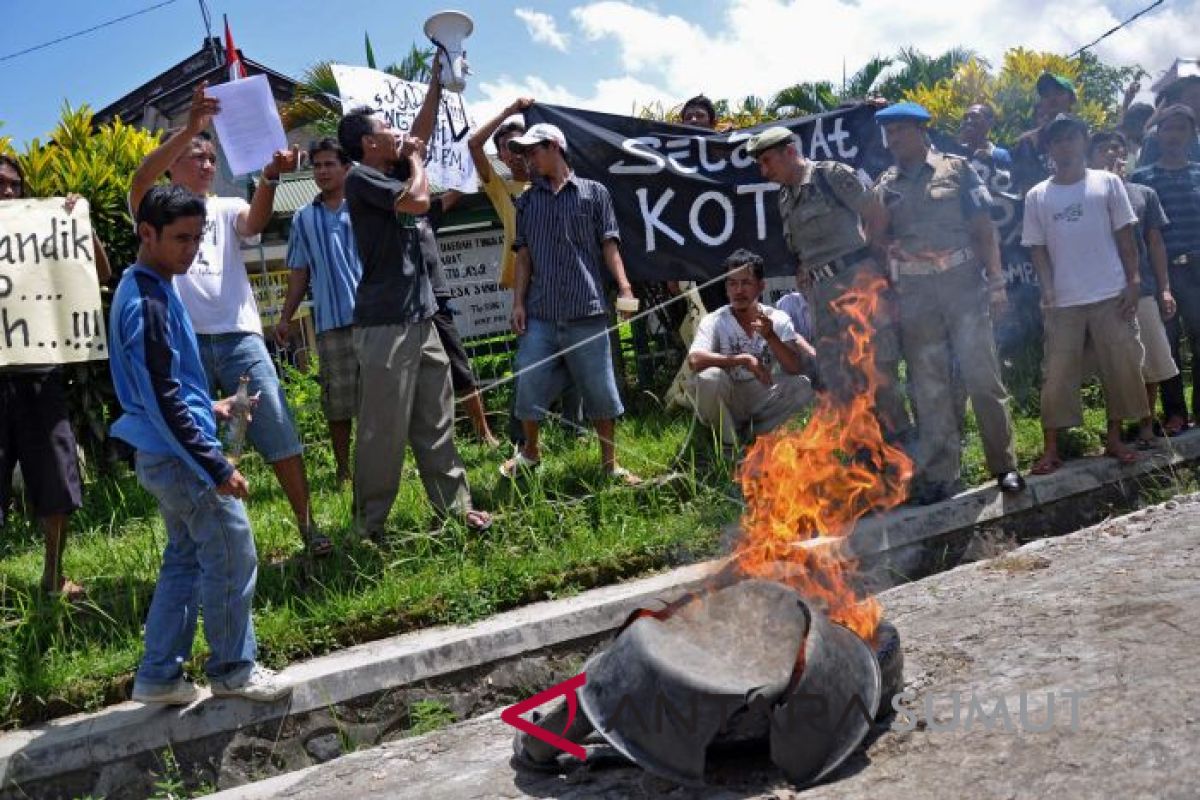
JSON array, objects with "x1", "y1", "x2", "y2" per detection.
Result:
[{"x1": 2, "y1": 51, "x2": 1200, "y2": 705}]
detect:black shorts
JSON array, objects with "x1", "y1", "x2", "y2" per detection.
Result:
[
  {"x1": 0, "y1": 371, "x2": 83, "y2": 525},
  {"x1": 432, "y1": 301, "x2": 478, "y2": 394}
]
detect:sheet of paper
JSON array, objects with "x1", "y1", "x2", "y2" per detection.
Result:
[{"x1": 207, "y1": 74, "x2": 288, "y2": 177}]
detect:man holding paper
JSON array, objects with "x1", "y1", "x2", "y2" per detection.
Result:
[{"x1": 129, "y1": 82, "x2": 329, "y2": 558}]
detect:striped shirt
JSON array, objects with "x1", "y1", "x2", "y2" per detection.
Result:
[
  {"x1": 286, "y1": 198, "x2": 362, "y2": 333},
  {"x1": 513, "y1": 173, "x2": 620, "y2": 321},
  {"x1": 1131, "y1": 162, "x2": 1200, "y2": 260}
]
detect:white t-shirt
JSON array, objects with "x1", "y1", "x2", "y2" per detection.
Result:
[
  {"x1": 1021, "y1": 169, "x2": 1137, "y2": 308},
  {"x1": 174, "y1": 196, "x2": 263, "y2": 335},
  {"x1": 690, "y1": 304, "x2": 798, "y2": 382}
]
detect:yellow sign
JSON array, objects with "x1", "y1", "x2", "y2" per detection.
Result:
[{"x1": 0, "y1": 198, "x2": 107, "y2": 366}]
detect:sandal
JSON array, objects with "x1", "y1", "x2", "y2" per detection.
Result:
[
  {"x1": 606, "y1": 466, "x2": 643, "y2": 486},
  {"x1": 47, "y1": 578, "x2": 87, "y2": 604},
  {"x1": 464, "y1": 509, "x2": 493, "y2": 533},
  {"x1": 1104, "y1": 447, "x2": 1138, "y2": 465},
  {"x1": 500, "y1": 450, "x2": 541, "y2": 479},
  {"x1": 1030, "y1": 455, "x2": 1063, "y2": 476},
  {"x1": 1163, "y1": 416, "x2": 1188, "y2": 437},
  {"x1": 303, "y1": 527, "x2": 334, "y2": 558}
]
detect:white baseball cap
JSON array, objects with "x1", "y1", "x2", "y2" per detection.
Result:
[{"x1": 506, "y1": 123, "x2": 567, "y2": 153}]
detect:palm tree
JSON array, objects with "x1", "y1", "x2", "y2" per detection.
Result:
[
  {"x1": 875, "y1": 47, "x2": 979, "y2": 100},
  {"x1": 767, "y1": 55, "x2": 892, "y2": 117},
  {"x1": 769, "y1": 81, "x2": 838, "y2": 115},
  {"x1": 842, "y1": 56, "x2": 893, "y2": 100},
  {"x1": 279, "y1": 61, "x2": 341, "y2": 134}
]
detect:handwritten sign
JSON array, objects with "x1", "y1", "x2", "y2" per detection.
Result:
[
  {"x1": 0, "y1": 198, "x2": 107, "y2": 366},
  {"x1": 331, "y1": 64, "x2": 477, "y2": 193},
  {"x1": 436, "y1": 228, "x2": 511, "y2": 339}
]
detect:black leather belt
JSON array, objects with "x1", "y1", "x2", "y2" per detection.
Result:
[{"x1": 808, "y1": 246, "x2": 874, "y2": 282}]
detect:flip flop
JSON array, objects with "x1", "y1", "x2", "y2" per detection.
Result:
[
  {"x1": 306, "y1": 533, "x2": 334, "y2": 558},
  {"x1": 1163, "y1": 417, "x2": 1188, "y2": 437},
  {"x1": 1030, "y1": 456, "x2": 1063, "y2": 476},
  {"x1": 465, "y1": 509, "x2": 494, "y2": 533},
  {"x1": 1104, "y1": 448, "x2": 1138, "y2": 465},
  {"x1": 606, "y1": 466, "x2": 643, "y2": 486}
]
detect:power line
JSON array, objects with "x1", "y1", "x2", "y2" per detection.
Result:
[
  {"x1": 1069, "y1": 0, "x2": 1166, "y2": 58},
  {"x1": 0, "y1": 0, "x2": 181, "y2": 64}
]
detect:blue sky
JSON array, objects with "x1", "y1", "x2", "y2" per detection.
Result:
[{"x1": 1, "y1": 0, "x2": 1195, "y2": 148}]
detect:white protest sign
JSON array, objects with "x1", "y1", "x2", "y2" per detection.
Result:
[
  {"x1": 331, "y1": 64, "x2": 478, "y2": 193},
  {"x1": 207, "y1": 74, "x2": 289, "y2": 177},
  {"x1": 436, "y1": 227, "x2": 510, "y2": 338},
  {"x1": 0, "y1": 198, "x2": 108, "y2": 366}
]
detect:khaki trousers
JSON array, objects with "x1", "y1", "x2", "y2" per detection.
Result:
[
  {"x1": 1041, "y1": 296, "x2": 1148, "y2": 429},
  {"x1": 689, "y1": 368, "x2": 813, "y2": 448},
  {"x1": 810, "y1": 258, "x2": 912, "y2": 442},
  {"x1": 353, "y1": 321, "x2": 470, "y2": 535},
  {"x1": 897, "y1": 264, "x2": 1017, "y2": 483}
]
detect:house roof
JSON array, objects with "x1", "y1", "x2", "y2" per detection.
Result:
[{"x1": 93, "y1": 38, "x2": 298, "y2": 131}]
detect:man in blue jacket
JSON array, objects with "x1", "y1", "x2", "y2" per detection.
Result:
[{"x1": 110, "y1": 185, "x2": 291, "y2": 705}]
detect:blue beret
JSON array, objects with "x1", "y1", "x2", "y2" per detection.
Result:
[{"x1": 874, "y1": 102, "x2": 932, "y2": 124}]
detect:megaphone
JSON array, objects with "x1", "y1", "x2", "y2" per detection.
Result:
[{"x1": 424, "y1": 10, "x2": 473, "y2": 94}]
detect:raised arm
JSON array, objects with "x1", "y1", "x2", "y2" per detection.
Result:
[
  {"x1": 468, "y1": 97, "x2": 534, "y2": 182},
  {"x1": 411, "y1": 54, "x2": 443, "y2": 145},
  {"x1": 129, "y1": 82, "x2": 219, "y2": 213}
]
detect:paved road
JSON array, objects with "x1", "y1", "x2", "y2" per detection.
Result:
[{"x1": 216, "y1": 498, "x2": 1200, "y2": 799}]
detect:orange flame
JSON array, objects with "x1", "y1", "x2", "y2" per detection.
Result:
[{"x1": 732, "y1": 271, "x2": 913, "y2": 641}]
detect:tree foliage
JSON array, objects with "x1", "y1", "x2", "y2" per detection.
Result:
[
  {"x1": 15, "y1": 103, "x2": 160, "y2": 275},
  {"x1": 905, "y1": 48, "x2": 1138, "y2": 145}
]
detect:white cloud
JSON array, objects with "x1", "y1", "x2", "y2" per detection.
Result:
[
  {"x1": 562, "y1": 0, "x2": 1200, "y2": 108},
  {"x1": 514, "y1": 8, "x2": 571, "y2": 52},
  {"x1": 469, "y1": 0, "x2": 1200, "y2": 140}
]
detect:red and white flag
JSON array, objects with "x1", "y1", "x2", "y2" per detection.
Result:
[{"x1": 223, "y1": 15, "x2": 247, "y2": 81}]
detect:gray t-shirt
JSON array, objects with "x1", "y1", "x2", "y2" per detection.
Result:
[
  {"x1": 1123, "y1": 181, "x2": 1169, "y2": 298},
  {"x1": 344, "y1": 163, "x2": 436, "y2": 326}
]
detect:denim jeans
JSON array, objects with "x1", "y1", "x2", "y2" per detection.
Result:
[
  {"x1": 196, "y1": 332, "x2": 303, "y2": 463},
  {"x1": 514, "y1": 316, "x2": 624, "y2": 421},
  {"x1": 133, "y1": 451, "x2": 258, "y2": 686}
]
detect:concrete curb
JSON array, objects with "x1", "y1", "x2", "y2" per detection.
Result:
[{"x1": 3, "y1": 430, "x2": 1199, "y2": 792}]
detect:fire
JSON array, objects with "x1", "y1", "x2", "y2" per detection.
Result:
[{"x1": 732, "y1": 271, "x2": 912, "y2": 641}]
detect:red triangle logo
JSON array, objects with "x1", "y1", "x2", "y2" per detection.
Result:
[{"x1": 501, "y1": 672, "x2": 588, "y2": 760}]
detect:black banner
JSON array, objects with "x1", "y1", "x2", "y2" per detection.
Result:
[{"x1": 525, "y1": 104, "x2": 891, "y2": 281}]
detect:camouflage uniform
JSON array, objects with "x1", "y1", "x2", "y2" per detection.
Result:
[
  {"x1": 778, "y1": 160, "x2": 912, "y2": 440},
  {"x1": 875, "y1": 150, "x2": 1018, "y2": 487}
]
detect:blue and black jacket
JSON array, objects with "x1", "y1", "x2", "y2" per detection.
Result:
[{"x1": 109, "y1": 264, "x2": 232, "y2": 487}]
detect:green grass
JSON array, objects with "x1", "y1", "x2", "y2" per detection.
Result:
[{"x1": 0, "y1": 346, "x2": 1163, "y2": 729}]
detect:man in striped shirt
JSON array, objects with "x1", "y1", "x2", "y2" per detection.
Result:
[
  {"x1": 1131, "y1": 104, "x2": 1200, "y2": 430},
  {"x1": 276, "y1": 139, "x2": 362, "y2": 484},
  {"x1": 504, "y1": 124, "x2": 641, "y2": 484}
]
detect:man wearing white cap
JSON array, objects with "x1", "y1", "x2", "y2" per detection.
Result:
[{"x1": 503, "y1": 123, "x2": 641, "y2": 483}]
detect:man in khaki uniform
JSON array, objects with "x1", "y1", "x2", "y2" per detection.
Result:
[
  {"x1": 746, "y1": 126, "x2": 912, "y2": 444},
  {"x1": 873, "y1": 102, "x2": 1024, "y2": 504}
]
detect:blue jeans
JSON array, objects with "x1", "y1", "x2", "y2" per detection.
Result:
[
  {"x1": 133, "y1": 452, "x2": 258, "y2": 686},
  {"x1": 197, "y1": 333, "x2": 303, "y2": 462},
  {"x1": 514, "y1": 316, "x2": 624, "y2": 422}
]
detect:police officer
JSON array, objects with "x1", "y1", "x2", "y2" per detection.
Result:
[
  {"x1": 746, "y1": 126, "x2": 913, "y2": 444},
  {"x1": 874, "y1": 102, "x2": 1024, "y2": 503}
]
